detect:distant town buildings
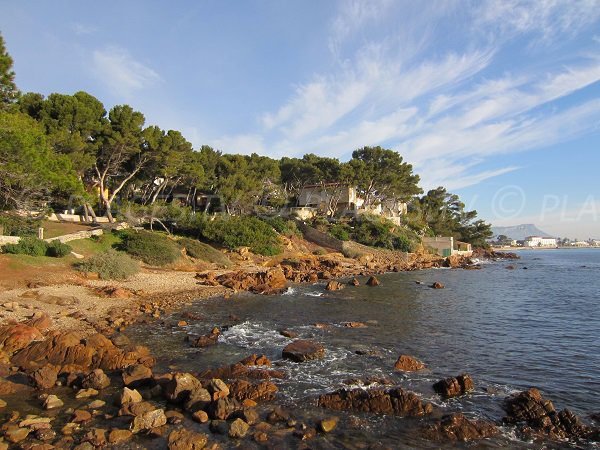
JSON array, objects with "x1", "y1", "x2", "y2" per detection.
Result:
[{"x1": 523, "y1": 236, "x2": 558, "y2": 247}]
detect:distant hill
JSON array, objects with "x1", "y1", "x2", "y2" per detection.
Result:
[{"x1": 491, "y1": 224, "x2": 552, "y2": 240}]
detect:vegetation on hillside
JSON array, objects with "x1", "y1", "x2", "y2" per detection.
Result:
[{"x1": 0, "y1": 33, "x2": 492, "y2": 250}]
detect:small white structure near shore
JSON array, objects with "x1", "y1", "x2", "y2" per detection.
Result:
[
  {"x1": 422, "y1": 236, "x2": 472, "y2": 257},
  {"x1": 524, "y1": 236, "x2": 557, "y2": 247}
]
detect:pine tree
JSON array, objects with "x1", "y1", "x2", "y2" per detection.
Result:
[{"x1": 0, "y1": 32, "x2": 20, "y2": 110}]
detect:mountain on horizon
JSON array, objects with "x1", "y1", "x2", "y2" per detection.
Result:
[{"x1": 491, "y1": 224, "x2": 553, "y2": 240}]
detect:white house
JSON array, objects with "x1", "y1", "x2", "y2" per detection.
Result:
[
  {"x1": 295, "y1": 183, "x2": 407, "y2": 224},
  {"x1": 524, "y1": 236, "x2": 557, "y2": 247}
]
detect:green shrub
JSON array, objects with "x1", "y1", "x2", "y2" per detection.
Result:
[
  {"x1": 2, "y1": 237, "x2": 48, "y2": 256},
  {"x1": 330, "y1": 223, "x2": 351, "y2": 241},
  {"x1": 178, "y1": 238, "x2": 232, "y2": 267},
  {"x1": 261, "y1": 216, "x2": 300, "y2": 237},
  {"x1": 117, "y1": 230, "x2": 181, "y2": 266},
  {"x1": 46, "y1": 240, "x2": 72, "y2": 257},
  {"x1": 76, "y1": 249, "x2": 140, "y2": 280},
  {"x1": 0, "y1": 215, "x2": 42, "y2": 237},
  {"x1": 201, "y1": 216, "x2": 282, "y2": 256},
  {"x1": 312, "y1": 247, "x2": 328, "y2": 256}
]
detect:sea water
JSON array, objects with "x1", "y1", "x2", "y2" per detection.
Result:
[{"x1": 127, "y1": 249, "x2": 600, "y2": 448}]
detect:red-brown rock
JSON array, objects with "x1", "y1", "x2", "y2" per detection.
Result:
[
  {"x1": 503, "y1": 388, "x2": 591, "y2": 439},
  {"x1": 394, "y1": 355, "x2": 426, "y2": 372},
  {"x1": 282, "y1": 340, "x2": 325, "y2": 362},
  {"x1": 228, "y1": 380, "x2": 278, "y2": 402},
  {"x1": 433, "y1": 374, "x2": 474, "y2": 398},
  {"x1": 318, "y1": 386, "x2": 433, "y2": 416},
  {"x1": 366, "y1": 276, "x2": 380, "y2": 286},
  {"x1": 30, "y1": 365, "x2": 59, "y2": 390},
  {"x1": 325, "y1": 280, "x2": 344, "y2": 291},
  {"x1": 423, "y1": 412, "x2": 499, "y2": 441}
]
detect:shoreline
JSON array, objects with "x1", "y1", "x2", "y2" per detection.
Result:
[{"x1": 0, "y1": 248, "x2": 542, "y2": 449}]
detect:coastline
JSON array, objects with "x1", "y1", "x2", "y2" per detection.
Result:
[{"x1": 0, "y1": 248, "x2": 545, "y2": 449}]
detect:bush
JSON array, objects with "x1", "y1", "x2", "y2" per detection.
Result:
[
  {"x1": 178, "y1": 238, "x2": 232, "y2": 267},
  {"x1": 201, "y1": 216, "x2": 282, "y2": 256},
  {"x1": 2, "y1": 237, "x2": 48, "y2": 256},
  {"x1": 117, "y1": 230, "x2": 181, "y2": 266},
  {"x1": 76, "y1": 249, "x2": 140, "y2": 280},
  {"x1": 261, "y1": 216, "x2": 300, "y2": 237},
  {"x1": 330, "y1": 223, "x2": 351, "y2": 241},
  {"x1": 0, "y1": 214, "x2": 42, "y2": 237},
  {"x1": 46, "y1": 240, "x2": 72, "y2": 257}
]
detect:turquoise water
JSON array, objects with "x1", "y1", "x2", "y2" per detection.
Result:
[{"x1": 128, "y1": 249, "x2": 600, "y2": 448}]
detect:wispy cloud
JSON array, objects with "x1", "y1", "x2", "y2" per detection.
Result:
[
  {"x1": 91, "y1": 45, "x2": 161, "y2": 98},
  {"x1": 214, "y1": 1, "x2": 600, "y2": 190},
  {"x1": 474, "y1": 0, "x2": 600, "y2": 45},
  {"x1": 73, "y1": 23, "x2": 97, "y2": 35}
]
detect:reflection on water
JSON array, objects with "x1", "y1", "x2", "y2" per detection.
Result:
[{"x1": 127, "y1": 249, "x2": 600, "y2": 448}]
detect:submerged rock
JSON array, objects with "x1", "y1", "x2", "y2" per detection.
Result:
[
  {"x1": 423, "y1": 412, "x2": 499, "y2": 441},
  {"x1": 282, "y1": 340, "x2": 325, "y2": 362},
  {"x1": 318, "y1": 386, "x2": 433, "y2": 416},
  {"x1": 366, "y1": 276, "x2": 380, "y2": 286},
  {"x1": 433, "y1": 374, "x2": 474, "y2": 398},
  {"x1": 431, "y1": 281, "x2": 445, "y2": 289},
  {"x1": 325, "y1": 280, "x2": 345, "y2": 291}
]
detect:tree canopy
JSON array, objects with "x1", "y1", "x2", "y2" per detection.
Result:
[
  {"x1": 0, "y1": 32, "x2": 20, "y2": 110},
  {"x1": 0, "y1": 34, "x2": 493, "y2": 246}
]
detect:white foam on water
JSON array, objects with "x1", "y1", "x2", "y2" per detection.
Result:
[
  {"x1": 305, "y1": 291, "x2": 323, "y2": 297},
  {"x1": 218, "y1": 321, "x2": 290, "y2": 349},
  {"x1": 281, "y1": 287, "x2": 296, "y2": 296}
]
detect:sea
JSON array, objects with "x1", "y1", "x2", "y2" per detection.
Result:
[{"x1": 127, "y1": 248, "x2": 600, "y2": 449}]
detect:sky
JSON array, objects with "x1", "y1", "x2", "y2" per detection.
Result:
[{"x1": 1, "y1": 0, "x2": 600, "y2": 238}]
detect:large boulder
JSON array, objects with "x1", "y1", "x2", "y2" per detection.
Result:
[
  {"x1": 82, "y1": 369, "x2": 111, "y2": 390},
  {"x1": 163, "y1": 373, "x2": 203, "y2": 403},
  {"x1": 207, "y1": 397, "x2": 242, "y2": 420},
  {"x1": 282, "y1": 340, "x2": 325, "y2": 362},
  {"x1": 30, "y1": 365, "x2": 58, "y2": 390},
  {"x1": 393, "y1": 355, "x2": 425, "y2": 372},
  {"x1": 10, "y1": 330, "x2": 154, "y2": 372},
  {"x1": 216, "y1": 268, "x2": 287, "y2": 294},
  {"x1": 168, "y1": 429, "x2": 209, "y2": 450},
  {"x1": 130, "y1": 408, "x2": 167, "y2": 433},
  {"x1": 0, "y1": 323, "x2": 43, "y2": 355},
  {"x1": 433, "y1": 374, "x2": 474, "y2": 398},
  {"x1": 318, "y1": 386, "x2": 433, "y2": 417},
  {"x1": 423, "y1": 413, "x2": 499, "y2": 441},
  {"x1": 228, "y1": 380, "x2": 278, "y2": 402},
  {"x1": 503, "y1": 388, "x2": 591, "y2": 439},
  {"x1": 122, "y1": 364, "x2": 153, "y2": 388}
]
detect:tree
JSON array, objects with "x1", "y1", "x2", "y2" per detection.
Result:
[
  {"x1": 215, "y1": 153, "x2": 281, "y2": 214},
  {"x1": 137, "y1": 127, "x2": 202, "y2": 205},
  {"x1": 0, "y1": 33, "x2": 20, "y2": 110},
  {"x1": 0, "y1": 111, "x2": 82, "y2": 210},
  {"x1": 94, "y1": 105, "x2": 149, "y2": 222},
  {"x1": 348, "y1": 146, "x2": 422, "y2": 208},
  {"x1": 419, "y1": 186, "x2": 492, "y2": 247}
]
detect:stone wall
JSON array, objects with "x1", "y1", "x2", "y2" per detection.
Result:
[
  {"x1": 0, "y1": 229, "x2": 104, "y2": 247},
  {"x1": 0, "y1": 236, "x2": 21, "y2": 246}
]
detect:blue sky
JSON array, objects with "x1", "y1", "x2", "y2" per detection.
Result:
[{"x1": 2, "y1": 0, "x2": 600, "y2": 238}]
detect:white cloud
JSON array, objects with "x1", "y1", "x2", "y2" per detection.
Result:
[
  {"x1": 215, "y1": 2, "x2": 600, "y2": 192},
  {"x1": 92, "y1": 46, "x2": 161, "y2": 98},
  {"x1": 73, "y1": 23, "x2": 97, "y2": 35},
  {"x1": 475, "y1": 0, "x2": 600, "y2": 45},
  {"x1": 211, "y1": 134, "x2": 266, "y2": 156}
]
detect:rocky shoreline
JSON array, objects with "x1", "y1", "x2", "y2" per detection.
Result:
[{"x1": 7, "y1": 248, "x2": 595, "y2": 449}]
